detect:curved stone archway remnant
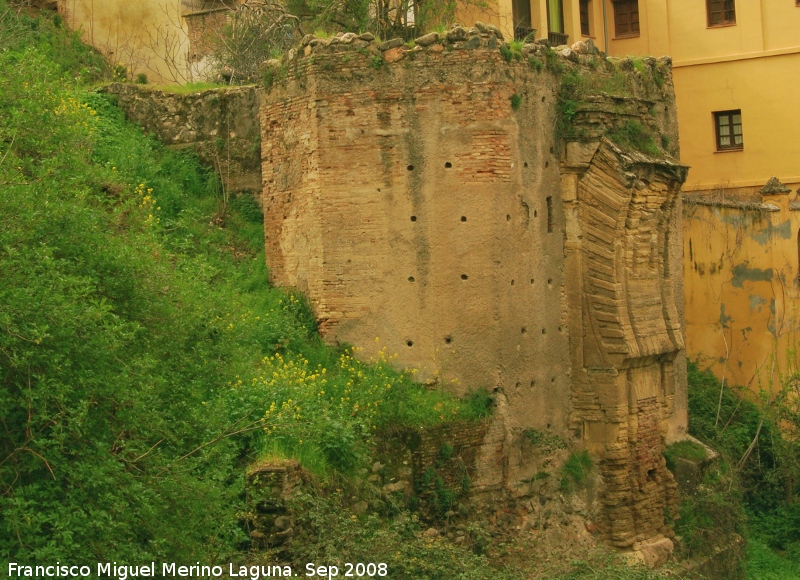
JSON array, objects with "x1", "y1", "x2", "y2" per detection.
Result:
[{"x1": 562, "y1": 139, "x2": 688, "y2": 546}]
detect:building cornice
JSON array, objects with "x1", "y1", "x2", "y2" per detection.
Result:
[{"x1": 674, "y1": 45, "x2": 800, "y2": 68}]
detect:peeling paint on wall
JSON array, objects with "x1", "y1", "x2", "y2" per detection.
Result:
[
  {"x1": 685, "y1": 187, "x2": 800, "y2": 394},
  {"x1": 731, "y1": 263, "x2": 773, "y2": 288},
  {"x1": 749, "y1": 294, "x2": 768, "y2": 312},
  {"x1": 751, "y1": 219, "x2": 792, "y2": 245},
  {"x1": 720, "y1": 303, "x2": 733, "y2": 329}
]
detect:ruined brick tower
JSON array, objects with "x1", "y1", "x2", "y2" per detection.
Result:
[{"x1": 260, "y1": 30, "x2": 688, "y2": 547}]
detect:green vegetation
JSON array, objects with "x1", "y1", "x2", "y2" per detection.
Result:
[
  {"x1": 673, "y1": 454, "x2": 746, "y2": 562},
  {"x1": 544, "y1": 46, "x2": 565, "y2": 73},
  {"x1": 606, "y1": 120, "x2": 663, "y2": 156},
  {"x1": 0, "y1": 4, "x2": 494, "y2": 566},
  {"x1": 500, "y1": 40, "x2": 523, "y2": 63},
  {"x1": 555, "y1": 68, "x2": 583, "y2": 139},
  {"x1": 683, "y1": 362, "x2": 800, "y2": 576},
  {"x1": 153, "y1": 81, "x2": 229, "y2": 94},
  {"x1": 548, "y1": 552, "x2": 674, "y2": 579},
  {"x1": 560, "y1": 450, "x2": 592, "y2": 492},
  {"x1": 510, "y1": 93, "x2": 523, "y2": 110},
  {"x1": 286, "y1": 0, "x2": 488, "y2": 41},
  {"x1": 631, "y1": 57, "x2": 647, "y2": 74},
  {"x1": 439, "y1": 443, "x2": 455, "y2": 463},
  {"x1": 553, "y1": 59, "x2": 670, "y2": 154},
  {"x1": 522, "y1": 428, "x2": 567, "y2": 453},
  {"x1": 746, "y1": 539, "x2": 800, "y2": 580},
  {"x1": 663, "y1": 439, "x2": 706, "y2": 471},
  {"x1": 282, "y1": 492, "x2": 522, "y2": 579},
  {"x1": 463, "y1": 387, "x2": 495, "y2": 419},
  {"x1": 6, "y1": 3, "x2": 797, "y2": 576}
]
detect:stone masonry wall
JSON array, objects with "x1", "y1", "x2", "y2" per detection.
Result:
[
  {"x1": 261, "y1": 36, "x2": 572, "y2": 457},
  {"x1": 561, "y1": 140, "x2": 686, "y2": 546}
]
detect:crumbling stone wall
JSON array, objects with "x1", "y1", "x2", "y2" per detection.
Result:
[
  {"x1": 104, "y1": 83, "x2": 262, "y2": 196},
  {"x1": 260, "y1": 29, "x2": 688, "y2": 549},
  {"x1": 261, "y1": 35, "x2": 573, "y2": 456}
]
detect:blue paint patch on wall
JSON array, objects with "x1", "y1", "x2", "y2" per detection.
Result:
[
  {"x1": 749, "y1": 294, "x2": 768, "y2": 312},
  {"x1": 768, "y1": 299, "x2": 778, "y2": 335},
  {"x1": 751, "y1": 219, "x2": 792, "y2": 245},
  {"x1": 720, "y1": 303, "x2": 733, "y2": 329},
  {"x1": 731, "y1": 263, "x2": 774, "y2": 288}
]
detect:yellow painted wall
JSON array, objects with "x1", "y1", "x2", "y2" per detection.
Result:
[
  {"x1": 762, "y1": 1, "x2": 800, "y2": 50},
  {"x1": 59, "y1": 0, "x2": 196, "y2": 83},
  {"x1": 599, "y1": 0, "x2": 800, "y2": 191},
  {"x1": 674, "y1": 53, "x2": 800, "y2": 192},
  {"x1": 685, "y1": 193, "x2": 800, "y2": 393},
  {"x1": 600, "y1": 0, "x2": 800, "y2": 61},
  {"x1": 457, "y1": 0, "x2": 509, "y2": 37}
]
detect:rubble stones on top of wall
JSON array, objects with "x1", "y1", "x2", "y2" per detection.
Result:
[{"x1": 759, "y1": 176, "x2": 792, "y2": 195}]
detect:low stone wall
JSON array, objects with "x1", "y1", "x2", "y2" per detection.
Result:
[{"x1": 103, "y1": 83, "x2": 262, "y2": 197}]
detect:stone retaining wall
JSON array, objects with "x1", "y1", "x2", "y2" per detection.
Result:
[{"x1": 103, "y1": 83, "x2": 262, "y2": 197}]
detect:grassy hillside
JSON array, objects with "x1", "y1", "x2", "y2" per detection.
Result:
[{"x1": 0, "y1": 4, "x2": 497, "y2": 567}]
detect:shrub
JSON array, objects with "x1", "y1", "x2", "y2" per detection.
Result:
[
  {"x1": 500, "y1": 41, "x2": 523, "y2": 63},
  {"x1": 285, "y1": 492, "x2": 522, "y2": 579},
  {"x1": 0, "y1": 11, "x2": 486, "y2": 561},
  {"x1": 463, "y1": 388, "x2": 494, "y2": 419},
  {"x1": 686, "y1": 361, "x2": 800, "y2": 564},
  {"x1": 560, "y1": 451, "x2": 592, "y2": 492},
  {"x1": 606, "y1": 120, "x2": 662, "y2": 156},
  {"x1": 663, "y1": 439, "x2": 706, "y2": 471}
]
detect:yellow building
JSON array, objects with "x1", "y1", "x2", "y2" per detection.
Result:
[
  {"x1": 684, "y1": 180, "x2": 800, "y2": 391},
  {"x1": 482, "y1": 0, "x2": 800, "y2": 391},
  {"x1": 483, "y1": 0, "x2": 800, "y2": 195},
  {"x1": 57, "y1": 0, "x2": 242, "y2": 82}
]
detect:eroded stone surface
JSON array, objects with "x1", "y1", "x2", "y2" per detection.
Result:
[{"x1": 103, "y1": 83, "x2": 262, "y2": 197}]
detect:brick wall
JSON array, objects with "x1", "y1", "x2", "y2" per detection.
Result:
[{"x1": 104, "y1": 27, "x2": 690, "y2": 548}]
